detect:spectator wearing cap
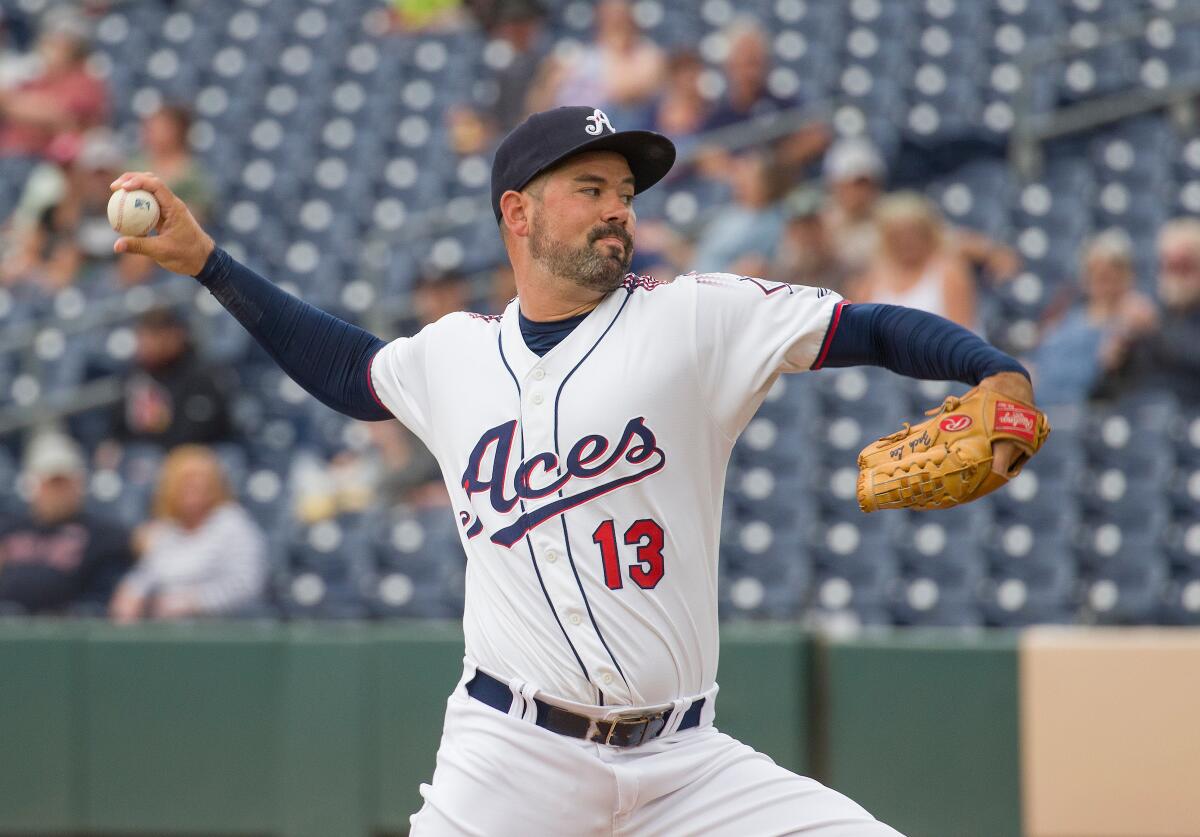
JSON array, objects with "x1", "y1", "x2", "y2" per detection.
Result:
[
  {"x1": 822, "y1": 136, "x2": 1020, "y2": 287},
  {"x1": 0, "y1": 127, "x2": 125, "y2": 291},
  {"x1": 104, "y1": 307, "x2": 234, "y2": 451},
  {"x1": 1031, "y1": 230, "x2": 1157, "y2": 406},
  {"x1": 0, "y1": 431, "x2": 134, "y2": 615},
  {"x1": 855, "y1": 191, "x2": 976, "y2": 329},
  {"x1": 0, "y1": 13, "x2": 108, "y2": 158},
  {"x1": 526, "y1": 0, "x2": 665, "y2": 128},
  {"x1": 771, "y1": 187, "x2": 853, "y2": 294},
  {"x1": 822, "y1": 136, "x2": 887, "y2": 281},
  {"x1": 1094, "y1": 218, "x2": 1200, "y2": 405},
  {"x1": 109, "y1": 445, "x2": 267, "y2": 622}
]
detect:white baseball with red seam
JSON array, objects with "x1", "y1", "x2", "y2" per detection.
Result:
[{"x1": 107, "y1": 188, "x2": 160, "y2": 237}]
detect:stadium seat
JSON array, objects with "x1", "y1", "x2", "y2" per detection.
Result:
[
  {"x1": 1082, "y1": 552, "x2": 1169, "y2": 625},
  {"x1": 982, "y1": 551, "x2": 1078, "y2": 627},
  {"x1": 1162, "y1": 517, "x2": 1200, "y2": 572},
  {"x1": 720, "y1": 549, "x2": 811, "y2": 620},
  {"x1": 1157, "y1": 570, "x2": 1200, "y2": 626},
  {"x1": 276, "y1": 515, "x2": 373, "y2": 620}
]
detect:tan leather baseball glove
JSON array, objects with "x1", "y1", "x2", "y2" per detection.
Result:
[{"x1": 856, "y1": 387, "x2": 1050, "y2": 512}]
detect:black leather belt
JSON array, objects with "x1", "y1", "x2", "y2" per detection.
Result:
[{"x1": 465, "y1": 670, "x2": 705, "y2": 748}]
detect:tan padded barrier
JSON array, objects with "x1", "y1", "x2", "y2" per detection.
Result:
[{"x1": 1021, "y1": 627, "x2": 1200, "y2": 837}]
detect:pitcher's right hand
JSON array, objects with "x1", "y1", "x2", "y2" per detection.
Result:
[{"x1": 111, "y1": 172, "x2": 215, "y2": 277}]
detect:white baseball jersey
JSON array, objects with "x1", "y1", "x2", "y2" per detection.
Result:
[{"x1": 370, "y1": 272, "x2": 844, "y2": 709}]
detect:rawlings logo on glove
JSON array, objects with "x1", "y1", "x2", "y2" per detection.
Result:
[{"x1": 857, "y1": 387, "x2": 1050, "y2": 513}]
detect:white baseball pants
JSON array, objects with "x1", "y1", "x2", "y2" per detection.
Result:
[{"x1": 409, "y1": 685, "x2": 905, "y2": 836}]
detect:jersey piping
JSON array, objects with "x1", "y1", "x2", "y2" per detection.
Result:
[
  {"x1": 496, "y1": 329, "x2": 595, "y2": 694},
  {"x1": 551, "y1": 289, "x2": 637, "y2": 699}
]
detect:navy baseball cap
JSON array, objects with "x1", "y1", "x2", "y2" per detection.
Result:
[{"x1": 491, "y1": 106, "x2": 676, "y2": 222}]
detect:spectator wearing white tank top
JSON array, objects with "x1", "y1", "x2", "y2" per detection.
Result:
[{"x1": 854, "y1": 191, "x2": 977, "y2": 330}]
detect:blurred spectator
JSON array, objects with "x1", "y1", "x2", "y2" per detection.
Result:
[
  {"x1": 447, "y1": 102, "x2": 499, "y2": 157},
  {"x1": 526, "y1": 0, "x2": 665, "y2": 126},
  {"x1": 478, "y1": 0, "x2": 549, "y2": 130},
  {"x1": 415, "y1": 269, "x2": 472, "y2": 325},
  {"x1": 0, "y1": 14, "x2": 108, "y2": 158},
  {"x1": 104, "y1": 307, "x2": 234, "y2": 450},
  {"x1": 0, "y1": 127, "x2": 123, "y2": 291},
  {"x1": 822, "y1": 137, "x2": 1020, "y2": 286},
  {"x1": 822, "y1": 136, "x2": 886, "y2": 280},
  {"x1": 854, "y1": 191, "x2": 976, "y2": 329},
  {"x1": 293, "y1": 269, "x2": 459, "y2": 521},
  {"x1": 1094, "y1": 218, "x2": 1200, "y2": 405},
  {"x1": 115, "y1": 105, "x2": 214, "y2": 287},
  {"x1": 691, "y1": 149, "x2": 787, "y2": 275},
  {"x1": 0, "y1": 431, "x2": 133, "y2": 615},
  {"x1": 1032, "y1": 230, "x2": 1157, "y2": 406},
  {"x1": 651, "y1": 50, "x2": 710, "y2": 157},
  {"x1": 772, "y1": 187, "x2": 853, "y2": 293},
  {"x1": 489, "y1": 263, "x2": 517, "y2": 313},
  {"x1": 130, "y1": 105, "x2": 213, "y2": 222},
  {"x1": 109, "y1": 445, "x2": 267, "y2": 622},
  {"x1": 701, "y1": 18, "x2": 829, "y2": 173},
  {"x1": 372, "y1": 0, "x2": 471, "y2": 34}
]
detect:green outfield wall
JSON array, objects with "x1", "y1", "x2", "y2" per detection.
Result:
[{"x1": 0, "y1": 621, "x2": 1019, "y2": 837}]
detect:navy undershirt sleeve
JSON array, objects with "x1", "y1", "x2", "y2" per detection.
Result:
[
  {"x1": 193, "y1": 247, "x2": 392, "y2": 421},
  {"x1": 817, "y1": 302, "x2": 1028, "y2": 384},
  {"x1": 519, "y1": 309, "x2": 589, "y2": 356}
]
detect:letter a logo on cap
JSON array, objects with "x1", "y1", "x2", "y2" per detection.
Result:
[{"x1": 585, "y1": 109, "x2": 614, "y2": 136}]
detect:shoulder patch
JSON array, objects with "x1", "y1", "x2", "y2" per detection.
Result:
[
  {"x1": 466, "y1": 312, "x2": 503, "y2": 323},
  {"x1": 622, "y1": 273, "x2": 666, "y2": 293}
]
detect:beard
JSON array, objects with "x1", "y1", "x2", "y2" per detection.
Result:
[
  {"x1": 528, "y1": 214, "x2": 633, "y2": 293},
  {"x1": 1160, "y1": 271, "x2": 1200, "y2": 309}
]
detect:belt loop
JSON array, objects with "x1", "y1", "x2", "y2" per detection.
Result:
[
  {"x1": 504, "y1": 677, "x2": 527, "y2": 719},
  {"x1": 662, "y1": 698, "x2": 688, "y2": 737},
  {"x1": 517, "y1": 681, "x2": 540, "y2": 724}
]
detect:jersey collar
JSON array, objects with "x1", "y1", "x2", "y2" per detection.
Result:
[{"x1": 499, "y1": 288, "x2": 625, "y2": 380}]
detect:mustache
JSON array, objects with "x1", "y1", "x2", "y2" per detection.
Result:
[{"x1": 588, "y1": 225, "x2": 632, "y2": 250}]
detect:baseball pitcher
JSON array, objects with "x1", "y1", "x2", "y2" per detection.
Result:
[{"x1": 112, "y1": 106, "x2": 1045, "y2": 836}]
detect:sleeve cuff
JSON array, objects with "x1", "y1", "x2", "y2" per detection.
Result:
[
  {"x1": 193, "y1": 246, "x2": 232, "y2": 285},
  {"x1": 978, "y1": 356, "x2": 1031, "y2": 382},
  {"x1": 810, "y1": 300, "x2": 848, "y2": 371}
]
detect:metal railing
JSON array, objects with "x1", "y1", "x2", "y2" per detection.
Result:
[{"x1": 1009, "y1": 2, "x2": 1200, "y2": 179}]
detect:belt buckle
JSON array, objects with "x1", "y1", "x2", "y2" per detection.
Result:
[{"x1": 602, "y1": 711, "x2": 662, "y2": 747}]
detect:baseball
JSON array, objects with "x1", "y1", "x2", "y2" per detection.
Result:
[{"x1": 107, "y1": 189, "x2": 160, "y2": 237}]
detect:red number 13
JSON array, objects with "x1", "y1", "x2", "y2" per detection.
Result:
[{"x1": 591, "y1": 519, "x2": 666, "y2": 590}]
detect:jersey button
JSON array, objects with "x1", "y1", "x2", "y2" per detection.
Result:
[
  {"x1": 531, "y1": 392, "x2": 544, "y2": 405},
  {"x1": 532, "y1": 368, "x2": 546, "y2": 381},
  {"x1": 601, "y1": 672, "x2": 614, "y2": 685},
  {"x1": 545, "y1": 550, "x2": 559, "y2": 563},
  {"x1": 567, "y1": 611, "x2": 582, "y2": 626}
]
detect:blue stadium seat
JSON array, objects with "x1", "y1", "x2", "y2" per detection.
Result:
[
  {"x1": 276, "y1": 515, "x2": 372, "y2": 620},
  {"x1": 1172, "y1": 412, "x2": 1200, "y2": 465},
  {"x1": 1082, "y1": 552, "x2": 1169, "y2": 625},
  {"x1": 1162, "y1": 517, "x2": 1200, "y2": 572},
  {"x1": 813, "y1": 530, "x2": 900, "y2": 610},
  {"x1": 1158, "y1": 570, "x2": 1200, "y2": 626},
  {"x1": 720, "y1": 549, "x2": 811, "y2": 620},
  {"x1": 982, "y1": 552, "x2": 1077, "y2": 627}
]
